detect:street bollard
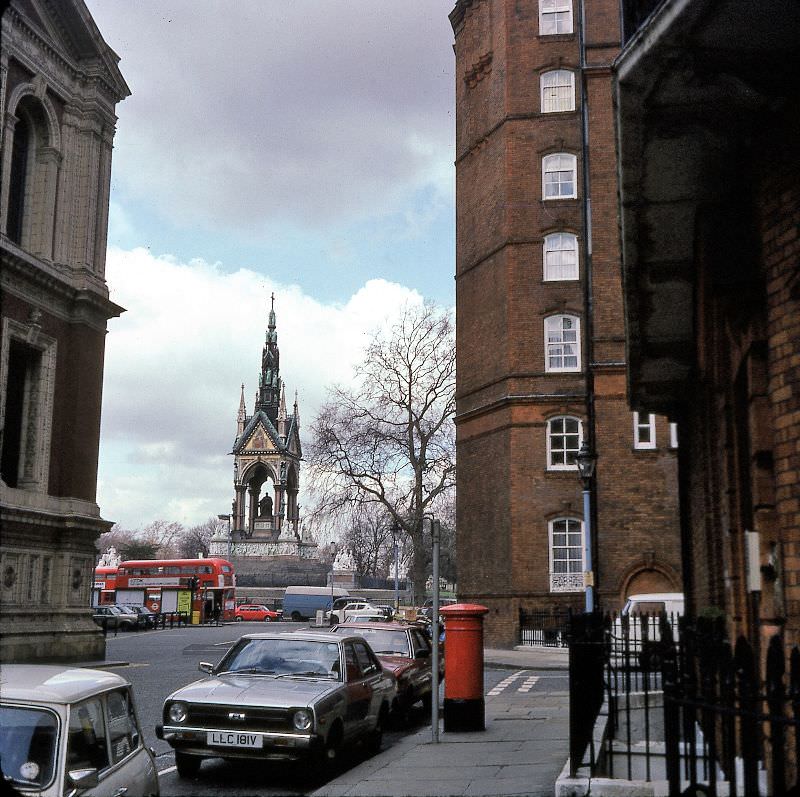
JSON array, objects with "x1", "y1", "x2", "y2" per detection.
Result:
[{"x1": 440, "y1": 603, "x2": 489, "y2": 732}]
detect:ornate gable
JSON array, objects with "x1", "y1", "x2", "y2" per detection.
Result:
[{"x1": 234, "y1": 411, "x2": 282, "y2": 455}]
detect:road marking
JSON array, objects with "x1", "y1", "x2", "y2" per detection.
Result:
[
  {"x1": 158, "y1": 766, "x2": 176, "y2": 776},
  {"x1": 487, "y1": 670, "x2": 529, "y2": 696},
  {"x1": 517, "y1": 675, "x2": 539, "y2": 692}
]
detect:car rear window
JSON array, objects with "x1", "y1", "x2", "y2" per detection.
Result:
[
  {"x1": 0, "y1": 706, "x2": 59, "y2": 790},
  {"x1": 334, "y1": 627, "x2": 410, "y2": 657}
]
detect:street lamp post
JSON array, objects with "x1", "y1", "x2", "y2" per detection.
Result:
[
  {"x1": 392, "y1": 521, "x2": 401, "y2": 611},
  {"x1": 328, "y1": 542, "x2": 337, "y2": 620},
  {"x1": 575, "y1": 442, "x2": 597, "y2": 613}
]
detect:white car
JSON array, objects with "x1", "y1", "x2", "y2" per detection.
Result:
[
  {"x1": 612, "y1": 592, "x2": 685, "y2": 665},
  {"x1": 0, "y1": 665, "x2": 159, "y2": 797},
  {"x1": 325, "y1": 601, "x2": 379, "y2": 625}
]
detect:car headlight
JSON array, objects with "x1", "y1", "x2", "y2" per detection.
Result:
[
  {"x1": 168, "y1": 702, "x2": 188, "y2": 723},
  {"x1": 292, "y1": 709, "x2": 313, "y2": 731}
]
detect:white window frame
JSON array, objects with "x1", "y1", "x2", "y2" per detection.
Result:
[
  {"x1": 545, "y1": 315, "x2": 581, "y2": 372},
  {"x1": 539, "y1": 0, "x2": 573, "y2": 35},
  {"x1": 540, "y1": 70, "x2": 575, "y2": 113},
  {"x1": 669, "y1": 422, "x2": 679, "y2": 449},
  {"x1": 546, "y1": 416, "x2": 583, "y2": 470},
  {"x1": 542, "y1": 153, "x2": 577, "y2": 200},
  {"x1": 549, "y1": 517, "x2": 584, "y2": 593},
  {"x1": 633, "y1": 411, "x2": 657, "y2": 449},
  {"x1": 543, "y1": 232, "x2": 579, "y2": 281}
]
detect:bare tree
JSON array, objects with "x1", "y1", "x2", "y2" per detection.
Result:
[
  {"x1": 176, "y1": 517, "x2": 221, "y2": 559},
  {"x1": 342, "y1": 503, "x2": 393, "y2": 579},
  {"x1": 308, "y1": 302, "x2": 456, "y2": 598},
  {"x1": 141, "y1": 520, "x2": 184, "y2": 559}
]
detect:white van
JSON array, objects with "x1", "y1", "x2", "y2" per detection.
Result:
[{"x1": 613, "y1": 593, "x2": 685, "y2": 663}]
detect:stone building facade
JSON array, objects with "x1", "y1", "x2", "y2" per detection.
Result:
[
  {"x1": 450, "y1": 0, "x2": 682, "y2": 645},
  {"x1": 615, "y1": 0, "x2": 800, "y2": 653},
  {"x1": 0, "y1": 0, "x2": 129, "y2": 661}
]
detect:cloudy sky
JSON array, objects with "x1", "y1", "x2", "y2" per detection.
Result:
[{"x1": 84, "y1": 1, "x2": 456, "y2": 529}]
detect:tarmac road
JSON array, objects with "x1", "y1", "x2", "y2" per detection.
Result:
[{"x1": 99, "y1": 621, "x2": 518, "y2": 796}]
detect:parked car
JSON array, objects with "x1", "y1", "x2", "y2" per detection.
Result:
[
  {"x1": 118, "y1": 604, "x2": 157, "y2": 629},
  {"x1": 234, "y1": 604, "x2": 280, "y2": 622},
  {"x1": 325, "y1": 601, "x2": 379, "y2": 625},
  {"x1": 331, "y1": 621, "x2": 441, "y2": 721},
  {"x1": 91, "y1": 605, "x2": 137, "y2": 631},
  {"x1": 343, "y1": 611, "x2": 387, "y2": 623},
  {"x1": 0, "y1": 665, "x2": 159, "y2": 796},
  {"x1": 612, "y1": 592, "x2": 685, "y2": 666},
  {"x1": 156, "y1": 631, "x2": 396, "y2": 777}
]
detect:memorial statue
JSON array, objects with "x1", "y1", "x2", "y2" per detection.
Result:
[{"x1": 258, "y1": 494, "x2": 273, "y2": 518}]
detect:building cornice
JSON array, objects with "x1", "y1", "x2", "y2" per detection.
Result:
[{"x1": 1, "y1": 243, "x2": 124, "y2": 329}]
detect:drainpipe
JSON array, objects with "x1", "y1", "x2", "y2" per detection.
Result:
[{"x1": 576, "y1": 0, "x2": 598, "y2": 604}]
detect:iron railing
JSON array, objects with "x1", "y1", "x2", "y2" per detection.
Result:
[
  {"x1": 567, "y1": 611, "x2": 800, "y2": 795},
  {"x1": 519, "y1": 608, "x2": 571, "y2": 647}
]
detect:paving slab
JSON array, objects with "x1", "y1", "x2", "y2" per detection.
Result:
[{"x1": 311, "y1": 647, "x2": 570, "y2": 797}]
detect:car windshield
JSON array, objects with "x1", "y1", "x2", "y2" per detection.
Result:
[
  {"x1": 0, "y1": 706, "x2": 58, "y2": 789},
  {"x1": 334, "y1": 627, "x2": 410, "y2": 657},
  {"x1": 219, "y1": 638, "x2": 342, "y2": 679}
]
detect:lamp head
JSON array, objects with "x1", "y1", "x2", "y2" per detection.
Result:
[{"x1": 575, "y1": 442, "x2": 597, "y2": 483}]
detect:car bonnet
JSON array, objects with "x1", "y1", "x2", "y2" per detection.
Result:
[{"x1": 168, "y1": 674, "x2": 341, "y2": 709}]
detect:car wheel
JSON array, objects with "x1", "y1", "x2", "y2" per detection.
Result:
[
  {"x1": 367, "y1": 705, "x2": 388, "y2": 756},
  {"x1": 314, "y1": 723, "x2": 342, "y2": 772},
  {"x1": 421, "y1": 692, "x2": 432, "y2": 714},
  {"x1": 235, "y1": 616, "x2": 243, "y2": 622},
  {"x1": 291, "y1": 611, "x2": 302, "y2": 622},
  {"x1": 175, "y1": 751, "x2": 202, "y2": 778},
  {"x1": 330, "y1": 614, "x2": 340, "y2": 625},
  {"x1": 263, "y1": 615, "x2": 272, "y2": 622}
]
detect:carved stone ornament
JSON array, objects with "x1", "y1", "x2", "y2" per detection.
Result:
[
  {"x1": 71, "y1": 568, "x2": 83, "y2": 590},
  {"x1": 3, "y1": 566, "x2": 16, "y2": 589}
]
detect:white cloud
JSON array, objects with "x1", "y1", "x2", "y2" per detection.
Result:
[
  {"x1": 98, "y1": 246, "x2": 427, "y2": 528},
  {"x1": 86, "y1": 0, "x2": 455, "y2": 234}
]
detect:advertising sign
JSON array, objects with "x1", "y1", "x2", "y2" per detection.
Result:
[
  {"x1": 128, "y1": 577, "x2": 181, "y2": 587},
  {"x1": 176, "y1": 590, "x2": 192, "y2": 615}
]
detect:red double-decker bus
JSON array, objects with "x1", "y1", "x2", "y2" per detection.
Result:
[
  {"x1": 114, "y1": 558, "x2": 236, "y2": 622},
  {"x1": 92, "y1": 566, "x2": 119, "y2": 607}
]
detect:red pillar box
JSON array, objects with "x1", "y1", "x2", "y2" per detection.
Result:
[{"x1": 440, "y1": 603, "x2": 489, "y2": 732}]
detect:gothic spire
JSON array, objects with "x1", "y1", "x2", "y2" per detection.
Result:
[{"x1": 255, "y1": 293, "x2": 281, "y2": 423}]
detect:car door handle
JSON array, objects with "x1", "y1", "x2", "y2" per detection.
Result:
[{"x1": 112, "y1": 788, "x2": 128, "y2": 797}]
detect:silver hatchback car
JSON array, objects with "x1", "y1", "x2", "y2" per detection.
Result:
[
  {"x1": 157, "y1": 631, "x2": 396, "y2": 777},
  {"x1": 0, "y1": 665, "x2": 159, "y2": 797}
]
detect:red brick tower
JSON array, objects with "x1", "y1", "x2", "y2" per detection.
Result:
[{"x1": 450, "y1": 0, "x2": 682, "y2": 646}]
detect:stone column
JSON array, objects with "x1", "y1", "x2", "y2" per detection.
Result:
[
  {"x1": 234, "y1": 485, "x2": 246, "y2": 535},
  {"x1": 0, "y1": 114, "x2": 18, "y2": 233},
  {"x1": 247, "y1": 486, "x2": 259, "y2": 537}
]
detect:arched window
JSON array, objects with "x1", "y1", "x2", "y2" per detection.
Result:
[
  {"x1": 540, "y1": 70, "x2": 575, "y2": 113},
  {"x1": 543, "y1": 232, "x2": 578, "y2": 281},
  {"x1": 549, "y1": 517, "x2": 583, "y2": 592},
  {"x1": 546, "y1": 416, "x2": 582, "y2": 470},
  {"x1": 6, "y1": 115, "x2": 32, "y2": 244},
  {"x1": 545, "y1": 314, "x2": 581, "y2": 372},
  {"x1": 542, "y1": 153, "x2": 577, "y2": 199}
]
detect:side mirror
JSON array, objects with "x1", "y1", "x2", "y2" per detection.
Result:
[
  {"x1": 198, "y1": 661, "x2": 214, "y2": 674},
  {"x1": 68, "y1": 768, "x2": 99, "y2": 789}
]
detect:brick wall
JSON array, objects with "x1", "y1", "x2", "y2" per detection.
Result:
[{"x1": 453, "y1": 0, "x2": 681, "y2": 648}]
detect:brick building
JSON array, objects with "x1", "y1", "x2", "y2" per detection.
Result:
[
  {"x1": 450, "y1": 0, "x2": 681, "y2": 646},
  {"x1": 615, "y1": 0, "x2": 800, "y2": 653},
  {"x1": 0, "y1": 0, "x2": 129, "y2": 661}
]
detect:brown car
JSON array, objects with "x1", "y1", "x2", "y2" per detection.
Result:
[{"x1": 331, "y1": 621, "x2": 439, "y2": 721}]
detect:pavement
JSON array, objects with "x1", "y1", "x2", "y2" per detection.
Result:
[{"x1": 311, "y1": 646, "x2": 569, "y2": 797}]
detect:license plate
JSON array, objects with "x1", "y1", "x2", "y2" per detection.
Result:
[{"x1": 207, "y1": 731, "x2": 263, "y2": 748}]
